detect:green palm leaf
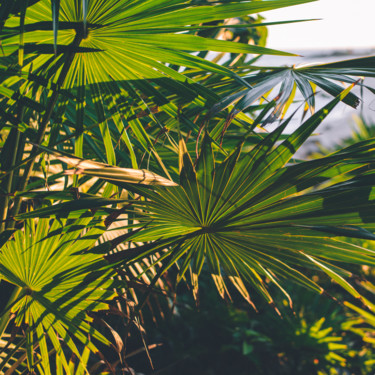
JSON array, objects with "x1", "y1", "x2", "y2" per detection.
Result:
[
  {"x1": 210, "y1": 56, "x2": 375, "y2": 122},
  {"x1": 1, "y1": 0, "x2": 316, "y2": 86},
  {"x1": 105, "y1": 86, "x2": 375, "y2": 310},
  {"x1": 0, "y1": 0, "x2": 315, "y2": 168},
  {"x1": 0, "y1": 216, "x2": 119, "y2": 374}
]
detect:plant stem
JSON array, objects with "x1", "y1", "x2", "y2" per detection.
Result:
[
  {"x1": 0, "y1": 100, "x2": 25, "y2": 232},
  {"x1": 9, "y1": 32, "x2": 83, "y2": 225},
  {"x1": 0, "y1": 130, "x2": 20, "y2": 232},
  {"x1": 0, "y1": 286, "x2": 22, "y2": 341}
]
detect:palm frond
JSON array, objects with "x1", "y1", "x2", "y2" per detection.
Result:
[
  {"x1": 0, "y1": 216, "x2": 120, "y2": 373},
  {"x1": 209, "y1": 56, "x2": 375, "y2": 122},
  {"x1": 104, "y1": 86, "x2": 375, "y2": 310}
]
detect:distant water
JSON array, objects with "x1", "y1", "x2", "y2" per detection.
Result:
[{"x1": 256, "y1": 48, "x2": 375, "y2": 157}]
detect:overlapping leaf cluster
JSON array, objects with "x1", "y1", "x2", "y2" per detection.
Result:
[
  {"x1": 1, "y1": 0, "x2": 375, "y2": 373},
  {"x1": 119, "y1": 87, "x2": 375, "y2": 310}
]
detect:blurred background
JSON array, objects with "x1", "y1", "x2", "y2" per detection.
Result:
[{"x1": 258, "y1": 0, "x2": 375, "y2": 156}]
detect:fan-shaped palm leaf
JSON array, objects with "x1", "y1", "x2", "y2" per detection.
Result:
[
  {"x1": 2, "y1": 0, "x2": 315, "y2": 77},
  {"x1": 105, "y1": 86, "x2": 375, "y2": 310},
  {"x1": 210, "y1": 55, "x2": 375, "y2": 123},
  {"x1": 0, "y1": 216, "x2": 120, "y2": 374}
]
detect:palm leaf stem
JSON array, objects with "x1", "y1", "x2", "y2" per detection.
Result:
[
  {"x1": 0, "y1": 129, "x2": 21, "y2": 233},
  {"x1": 0, "y1": 336, "x2": 27, "y2": 373},
  {"x1": 8, "y1": 31, "x2": 84, "y2": 227},
  {"x1": 0, "y1": 4, "x2": 28, "y2": 232},
  {"x1": 0, "y1": 285, "x2": 22, "y2": 341},
  {"x1": 0, "y1": 95, "x2": 26, "y2": 232}
]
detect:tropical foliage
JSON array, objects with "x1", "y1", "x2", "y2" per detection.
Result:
[
  {"x1": 0, "y1": 217, "x2": 118, "y2": 374},
  {"x1": 1, "y1": 0, "x2": 375, "y2": 373},
  {"x1": 139, "y1": 277, "x2": 375, "y2": 375}
]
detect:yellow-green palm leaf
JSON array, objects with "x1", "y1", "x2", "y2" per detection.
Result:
[{"x1": 0, "y1": 216, "x2": 118, "y2": 374}]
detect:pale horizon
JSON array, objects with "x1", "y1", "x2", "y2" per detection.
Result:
[{"x1": 263, "y1": 0, "x2": 374, "y2": 51}]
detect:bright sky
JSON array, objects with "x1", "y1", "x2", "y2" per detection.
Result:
[{"x1": 263, "y1": 0, "x2": 374, "y2": 50}]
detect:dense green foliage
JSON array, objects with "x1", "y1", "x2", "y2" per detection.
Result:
[
  {"x1": 1, "y1": 0, "x2": 375, "y2": 373},
  {"x1": 134, "y1": 280, "x2": 375, "y2": 375}
]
